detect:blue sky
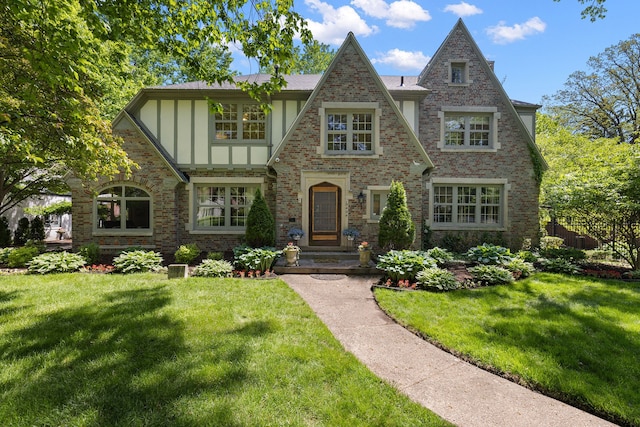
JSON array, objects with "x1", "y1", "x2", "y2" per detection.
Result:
[{"x1": 231, "y1": 0, "x2": 640, "y2": 106}]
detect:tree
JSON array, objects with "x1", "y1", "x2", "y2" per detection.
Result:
[
  {"x1": 537, "y1": 113, "x2": 640, "y2": 269},
  {"x1": 553, "y1": 0, "x2": 607, "y2": 21},
  {"x1": 378, "y1": 181, "x2": 415, "y2": 250},
  {"x1": 245, "y1": 188, "x2": 275, "y2": 247},
  {"x1": 544, "y1": 34, "x2": 640, "y2": 144},
  {"x1": 1, "y1": 0, "x2": 311, "y2": 216},
  {"x1": 261, "y1": 40, "x2": 336, "y2": 75}
]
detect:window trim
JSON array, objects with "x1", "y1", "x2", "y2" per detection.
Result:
[
  {"x1": 187, "y1": 177, "x2": 264, "y2": 234},
  {"x1": 364, "y1": 186, "x2": 390, "y2": 222},
  {"x1": 446, "y1": 60, "x2": 471, "y2": 86},
  {"x1": 210, "y1": 102, "x2": 266, "y2": 143},
  {"x1": 93, "y1": 184, "x2": 153, "y2": 236},
  {"x1": 437, "y1": 107, "x2": 501, "y2": 152},
  {"x1": 428, "y1": 178, "x2": 509, "y2": 231},
  {"x1": 318, "y1": 102, "x2": 382, "y2": 158}
]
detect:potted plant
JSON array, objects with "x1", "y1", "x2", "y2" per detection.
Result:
[
  {"x1": 342, "y1": 227, "x2": 360, "y2": 241},
  {"x1": 358, "y1": 241, "x2": 372, "y2": 267},
  {"x1": 287, "y1": 227, "x2": 304, "y2": 242},
  {"x1": 283, "y1": 242, "x2": 301, "y2": 266}
]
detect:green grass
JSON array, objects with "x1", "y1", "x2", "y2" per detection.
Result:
[
  {"x1": 0, "y1": 273, "x2": 450, "y2": 426},
  {"x1": 374, "y1": 272, "x2": 640, "y2": 426}
]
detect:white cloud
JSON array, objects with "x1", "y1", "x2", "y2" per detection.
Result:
[
  {"x1": 351, "y1": 0, "x2": 431, "y2": 29},
  {"x1": 371, "y1": 48, "x2": 430, "y2": 71},
  {"x1": 486, "y1": 17, "x2": 546, "y2": 44},
  {"x1": 305, "y1": 0, "x2": 378, "y2": 45},
  {"x1": 443, "y1": 2, "x2": 483, "y2": 17}
]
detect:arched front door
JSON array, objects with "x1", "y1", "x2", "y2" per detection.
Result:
[{"x1": 309, "y1": 183, "x2": 341, "y2": 246}]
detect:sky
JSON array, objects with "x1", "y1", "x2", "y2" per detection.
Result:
[{"x1": 230, "y1": 0, "x2": 640, "y2": 106}]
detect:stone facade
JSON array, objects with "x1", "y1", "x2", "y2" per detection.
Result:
[{"x1": 69, "y1": 19, "x2": 544, "y2": 258}]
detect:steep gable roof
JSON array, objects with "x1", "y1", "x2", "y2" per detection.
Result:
[
  {"x1": 267, "y1": 32, "x2": 433, "y2": 170},
  {"x1": 112, "y1": 110, "x2": 188, "y2": 183},
  {"x1": 419, "y1": 19, "x2": 547, "y2": 171}
]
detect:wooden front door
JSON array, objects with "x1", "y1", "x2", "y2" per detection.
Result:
[{"x1": 309, "y1": 183, "x2": 341, "y2": 246}]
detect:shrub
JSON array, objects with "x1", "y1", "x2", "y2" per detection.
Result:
[
  {"x1": 425, "y1": 247, "x2": 454, "y2": 266},
  {"x1": 503, "y1": 258, "x2": 536, "y2": 279},
  {"x1": 539, "y1": 247, "x2": 586, "y2": 262},
  {"x1": 466, "y1": 243, "x2": 513, "y2": 265},
  {"x1": 378, "y1": 180, "x2": 415, "y2": 250},
  {"x1": 28, "y1": 252, "x2": 86, "y2": 274},
  {"x1": 0, "y1": 247, "x2": 14, "y2": 264},
  {"x1": 516, "y1": 250, "x2": 538, "y2": 263},
  {"x1": 0, "y1": 216, "x2": 11, "y2": 247},
  {"x1": 29, "y1": 216, "x2": 45, "y2": 242},
  {"x1": 376, "y1": 250, "x2": 436, "y2": 282},
  {"x1": 539, "y1": 258, "x2": 582, "y2": 275},
  {"x1": 7, "y1": 245, "x2": 40, "y2": 268},
  {"x1": 192, "y1": 259, "x2": 234, "y2": 278},
  {"x1": 540, "y1": 236, "x2": 563, "y2": 249},
  {"x1": 207, "y1": 251, "x2": 224, "y2": 260},
  {"x1": 468, "y1": 264, "x2": 515, "y2": 286},
  {"x1": 113, "y1": 250, "x2": 164, "y2": 274},
  {"x1": 245, "y1": 188, "x2": 275, "y2": 247},
  {"x1": 416, "y1": 267, "x2": 460, "y2": 291},
  {"x1": 13, "y1": 217, "x2": 30, "y2": 246},
  {"x1": 235, "y1": 247, "x2": 281, "y2": 272},
  {"x1": 78, "y1": 242, "x2": 101, "y2": 265},
  {"x1": 174, "y1": 243, "x2": 201, "y2": 264}
]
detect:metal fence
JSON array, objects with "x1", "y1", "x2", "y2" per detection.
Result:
[{"x1": 545, "y1": 216, "x2": 615, "y2": 250}]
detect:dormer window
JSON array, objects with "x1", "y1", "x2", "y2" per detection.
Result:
[{"x1": 447, "y1": 60, "x2": 470, "y2": 86}]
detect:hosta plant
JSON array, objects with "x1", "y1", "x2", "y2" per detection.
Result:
[
  {"x1": 539, "y1": 258, "x2": 582, "y2": 275},
  {"x1": 113, "y1": 250, "x2": 164, "y2": 274},
  {"x1": 425, "y1": 247, "x2": 454, "y2": 266},
  {"x1": 503, "y1": 258, "x2": 536, "y2": 279},
  {"x1": 466, "y1": 243, "x2": 513, "y2": 265},
  {"x1": 468, "y1": 264, "x2": 514, "y2": 286},
  {"x1": 27, "y1": 251, "x2": 86, "y2": 274},
  {"x1": 416, "y1": 267, "x2": 460, "y2": 291},
  {"x1": 192, "y1": 259, "x2": 234, "y2": 278},
  {"x1": 376, "y1": 250, "x2": 436, "y2": 282}
]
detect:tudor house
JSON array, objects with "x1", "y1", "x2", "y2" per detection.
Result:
[{"x1": 68, "y1": 19, "x2": 545, "y2": 256}]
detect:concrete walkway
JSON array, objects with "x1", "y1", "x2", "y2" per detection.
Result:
[{"x1": 280, "y1": 274, "x2": 617, "y2": 427}]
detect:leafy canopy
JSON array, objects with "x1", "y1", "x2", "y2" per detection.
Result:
[{"x1": 0, "y1": 0, "x2": 311, "y2": 215}]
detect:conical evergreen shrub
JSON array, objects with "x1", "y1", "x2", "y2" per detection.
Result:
[
  {"x1": 378, "y1": 180, "x2": 415, "y2": 250},
  {"x1": 245, "y1": 188, "x2": 275, "y2": 247},
  {"x1": 0, "y1": 216, "x2": 11, "y2": 247},
  {"x1": 29, "y1": 216, "x2": 46, "y2": 242},
  {"x1": 13, "y1": 217, "x2": 30, "y2": 246}
]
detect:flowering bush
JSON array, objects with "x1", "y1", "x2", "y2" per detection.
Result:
[
  {"x1": 358, "y1": 241, "x2": 370, "y2": 251},
  {"x1": 342, "y1": 228, "x2": 360, "y2": 238}
]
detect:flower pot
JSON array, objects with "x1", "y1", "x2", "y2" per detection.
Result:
[
  {"x1": 359, "y1": 249, "x2": 372, "y2": 267},
  {"x1": 284, "y1": 248, "x2": 299, "y2": 266}
]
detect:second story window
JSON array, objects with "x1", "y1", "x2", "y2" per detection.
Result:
[
  {"x1": 445, "y1": 115, "x2": 491, "y2": 147},
  {"x1": 326, "y1": 111, "x2": 373, "y2": 153},
  {"x1": 213, "y1": 103, "x2": 265, "y2": 142}
]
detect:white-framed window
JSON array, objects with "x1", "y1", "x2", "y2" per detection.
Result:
[
  {"x1": 95, "y1": 185, "x2": 151, "y2": 231},
  {"x1": 445, "y1": 114, "x2": 491, "y2": 147},
  {"x1": 363, "y1": 186, "x2": 390, "y2": 222},
  {"x1": 447, "y1": 60, "x2": 470, "y2": 86},
  {"x1": 370, "y1": 190, "x2": 389, "y2": 220},
  {"x1": 430, "y1": 179, "x2": 508, "y2": 229},
  {"x1": 195, "y1": 185, "x2": 257, "y2": 229},
  {"x1": 213, "y1": 103, "x2": 265, "y2": 141},
  {"x1": 188, "y1": 177, "x2": 264, "y2": 233},
  {"x1": 437, "y1": 107, "x2": 501, "y2": 151},
  {"x1": 319, "y1": 102, "x2": 382, "y2": 158},
  {"x1": 326, "y1": 111, "x2": 373, "y2": 153}
]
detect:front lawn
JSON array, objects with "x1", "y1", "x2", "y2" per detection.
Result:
[
  {"x1": 0, "y1": 273, "x2": 449, "y2": 426},
  {"x1": 374, "y1": 273, "x2": 640, "y2": 426}
]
